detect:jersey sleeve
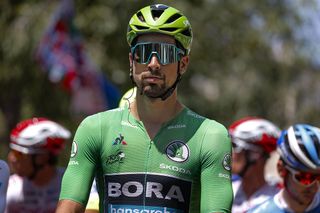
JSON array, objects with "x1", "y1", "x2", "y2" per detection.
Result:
[
  {"x1": 200, "y1": 121, "x2": 233, "y2": 213},
  {"x1": 0, "y1": 160, "x2": 9, "y2": 213},
  {"x1": 59, "y1": 114, "x2": 102, "y2": 205}
]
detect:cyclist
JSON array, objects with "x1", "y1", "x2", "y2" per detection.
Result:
[
  {"x1": 249, "y1": 124, "x2": 320, "y2": 213},
  {"x1": 229, "y1": 117, "x2": 281, "y2": 213},
  {"x1": 0, "y1": 160, "x2": 9, "y2": 213},
  {"x1": 5, "y1": 117, "x2": 70, "y2": 213},
  {"x1": 57, "y1": 4, "x2": 233, "y2": 213}
]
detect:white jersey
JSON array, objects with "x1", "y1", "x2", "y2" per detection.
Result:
[
  {"x1": 0, "y1": 160, "x2": 10, "y2": 213},
  {"x1": 232, "y1": 179, "x2": 280, "y2": 213},
  {"x1": 5, "y1": 167, "x2": 64, "y2": 213}
]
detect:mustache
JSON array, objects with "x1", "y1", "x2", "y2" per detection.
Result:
[{"x1": 141, "y1": 72, "x2": 164, "y2": 80}]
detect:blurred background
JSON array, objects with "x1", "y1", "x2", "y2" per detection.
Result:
[{"x1": 0, "y1": 0, "x2": 319, "y2": 165}]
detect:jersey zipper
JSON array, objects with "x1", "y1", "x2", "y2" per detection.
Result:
[{"x1": 143, "y1": 138, "x2": 153, "y2": 209}]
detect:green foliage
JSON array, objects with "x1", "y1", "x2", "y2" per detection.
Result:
[{"x1": 1, "y1": 0, "x2": 319, "y2": 163}]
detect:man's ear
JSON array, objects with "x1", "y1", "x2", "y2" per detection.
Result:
[
  {"x1": 129, "y1": 52, "x2": 133, "y2": 67},
  {"x1": 179, "y1": 55, "x2": 189, "y2": 75},
  {"x1": 277, "y1": 159, "x2": 287, "y2": 178}
]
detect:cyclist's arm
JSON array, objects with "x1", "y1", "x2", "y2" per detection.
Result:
[
  {"x1": 58, "y1": 115, "x2": 101, "y2": 209},
  {"x1": 200, "y1": 121, "x2": 233, "y2": 213},
  {"x1": 0, "y1": 160, "x2": 10, "y2": 212},
  {"x1": 56, "y1": 199, "x2": 85, "y2": 213}
]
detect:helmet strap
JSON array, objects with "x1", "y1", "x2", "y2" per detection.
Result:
[
  {"x1": 238, "y1": 151, "x2": 258, "y2": 177},
  {"x1": 284, "y1": 174, "x2": 305, "y2": 205},
  {"x1": 157, "y1": 64, "x2": 181, "y2": 101},
  {"x1": 27, "y1": 154, "x2": 45, "y2": 180}
]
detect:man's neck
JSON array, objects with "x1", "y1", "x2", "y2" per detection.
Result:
[
  {"x1": 241, "y1": 167, "x2": 266, "y2": 198},
  {"x1": 282, "y1": 189, "x2": 313, "y2": 213},
  {"x1": 32, "y1": 165, "x2": 57, "y2": 187},
  {"x1": 131, "y1": 91, "x2": 183, "y2": 139}
]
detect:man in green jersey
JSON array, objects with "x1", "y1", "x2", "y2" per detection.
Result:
[{"x1": 56, "y1": 4, "x2": 233, "y2": 213}]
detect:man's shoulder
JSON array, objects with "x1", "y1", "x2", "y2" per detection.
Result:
[
  {"x1": 183, "y1": 108, "x2": 226, "y2": 129},
  {"x1": 248, "y1": 197, "x2": 279, "y2": 213},
  {"x1": 87, "y1": 107, "x2": 124, "y2": 119},
  {"x1": 0, "y1": 160, "x2": 9, "y2": 179},
  {"x1": 81, "y1": 108, "x2": 125, "y2": 125}
]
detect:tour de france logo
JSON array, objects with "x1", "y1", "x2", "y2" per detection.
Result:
[
  {"x1": 166, "y1": 140, "x2": 189, "y2": 163},
  {"x1": 70, "y1": 141, "x2": 78, "y2": 158}
]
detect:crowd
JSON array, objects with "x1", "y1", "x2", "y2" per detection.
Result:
[{"x1": 1, "y1": 3, "x2": 320, "y2": 213}]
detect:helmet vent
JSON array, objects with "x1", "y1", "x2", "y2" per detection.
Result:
[
  {"x1": 135, "y1": 25, "x2": 149, "y2": 30},
  {"x1": 137, "y1": 12, "x2": 145, "y2": 22},
  {"x1": 159, "y1": 27, "x2": 177, "y2": 32},
  {"x1": 311, "y1": 134, "x2": 320, "y2": 158},
  {"x1": 299, "y1": 144, "x2": 313, "y2": 162},
  {"x1": 181, "y1": 29, "x2": 191, "y2": 36},
  {"x1": 151, "y1": 10, "x2": 165, "y2": 21},
  {"x1": 165, "y1": 14, "x2": 182, "y2": 24}
]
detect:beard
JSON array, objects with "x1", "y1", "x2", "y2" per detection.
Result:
[
  {"x1": 135, "y1": 71, "x2": 168, "y2": 99},
  {"x1": 139, "y1": 81, "x2": 167, "y2": 99}
]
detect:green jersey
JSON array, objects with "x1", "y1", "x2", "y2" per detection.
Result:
[{"x1": 60, "y1": 107, "x2": 233, "y2": 213}]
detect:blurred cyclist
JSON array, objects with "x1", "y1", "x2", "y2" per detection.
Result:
[
  {"x1": 5, "y1": 117, "x2": 70, "y2": 213},
  {"x1": 0, "y1": 160, "x2": 10, "y2": 213},
  {"x1": 229, "y1": 117, "x2": 281, "y2": 213},
  {"x1": 249, "y1": 124, "x2": 320, "y2": 213}
]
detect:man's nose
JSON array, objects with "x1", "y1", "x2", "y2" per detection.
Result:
[{"x1": 147, "y1": 54, "x2": 161, "y2": 70}]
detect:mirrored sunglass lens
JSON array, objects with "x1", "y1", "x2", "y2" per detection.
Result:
[
  {"x1": 133, "y1": 43, "x2": 181, "y2": 65},
  {"x1": 294, "y1": 172, "x2": 320, "y2": 185}
]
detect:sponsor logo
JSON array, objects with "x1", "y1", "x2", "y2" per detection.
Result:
[
  {"x1": 167, "y1": 124, "x2": 186, "y2": 130},
  {"x1": 106, "y1": 151, "x2": 126, "y2": 165},
  {"x1": 108, "y1": 205, "x2": 183, "y2": 213},
  {"x1": 222, "y1": 153, "x2": 231, "y2": 171},
  {"x1": 108, "y1": 181, "x2": 185, "y2": 202},
  {"x1": 70, "y1": 141, "x2": 78, "y2": 158},
  {"x1": 105, "y1": 173, "x2": 191, "y2": 213},
  {"x1": 218, "y1": 173, "x2": 231, "y2": 179},
  {"x1": 165, "y1": 141, "x2": 189, "y2": 163},
  {"x1": 187, "y1": 110, "x2": 204, "y2": 119},
  {"x1": 112, "y1": 134, "x2": 127, "y2": 146},
  {"x1": 183, "y1": 20, "x2": 190, "y2": 27},
  {"x1": 159, "y1": 163, "x2": 191, "y2": 175},
  {"x1": 68, "y1": 160, "x2": 79, "y2": 166}
]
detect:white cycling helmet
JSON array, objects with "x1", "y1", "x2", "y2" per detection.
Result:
[
  {"x1": 229, "y1": 117, "x2": 281, "y2": 153},
  {"x1": 277, "y1": 124, "x2": 320, "y2": 171},
  {"x1": 10, "y1": 117, "x2": 71, "y2": 155}
]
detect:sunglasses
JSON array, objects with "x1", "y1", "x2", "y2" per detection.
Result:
[
  {"x1": 285, "y1": 166, "x2": 320, "y2": 186},
  {"x1": 131, "y1": 42, "x2": 185, "y2": 65}
]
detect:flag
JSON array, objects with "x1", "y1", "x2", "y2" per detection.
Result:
[{"x1": 35, "y1": 0, "x2": 120, "y2": 118}]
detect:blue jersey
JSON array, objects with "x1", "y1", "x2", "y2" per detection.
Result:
[{"x1": 248, "y1": 192, "x2": 320, "y2": 213}]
